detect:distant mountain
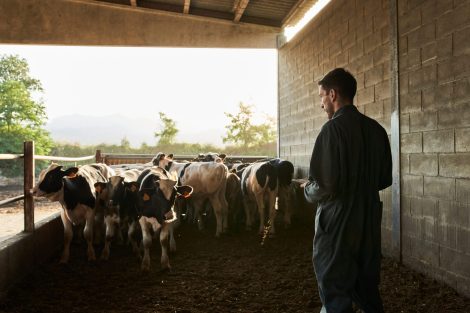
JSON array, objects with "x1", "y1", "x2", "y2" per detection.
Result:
[{"x1": 46, "y1": 114, "x2": 225, "y2": 147}]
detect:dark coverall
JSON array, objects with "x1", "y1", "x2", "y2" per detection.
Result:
[{"x1": 304, "y1": 105, "x2": 392, "y2": 313}]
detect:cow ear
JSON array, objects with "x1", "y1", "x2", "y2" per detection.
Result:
[
  {"x1": 219, "y1": 153, "x2": 226, "y2": 160},
  {"x1": 166, "y1": 153, "x2": 173, "y2": 159},
  {"x1": 64, "y1": 167, "x2": 79, "y2": 178},
  {"x1": 94, "y1": 182, "x2": 106, "y2": 193},
  {"x1": 176, "y1": 185, "x2": 193, "y2": 198},
  {"x1": 230, "y1": 168, "x2": 236, "y2": 174},
  {"x1": 126, "y1": 182, "x2": 139, "y2": 192}
]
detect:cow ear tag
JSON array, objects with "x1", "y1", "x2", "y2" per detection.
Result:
[
  {"x1": 182, "y1": 191, "x2": 191, "y2": 198},
  {"x1": 143, "y1": 193, "x2": 150, "y2": 201}
]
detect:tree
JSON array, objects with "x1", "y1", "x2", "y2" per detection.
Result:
[
  {"x1": 154, "y1": 112, "x2": 178, "y2": 145},
  {"x1": 223, "y1": 102, "x2": 276, "y2": 149},
  {"x1": 0, "y1": 54, "x2": 53, "y2": 176},
  {"x1": 120, "y1": 136, "x2": 131, "y2": 150}
]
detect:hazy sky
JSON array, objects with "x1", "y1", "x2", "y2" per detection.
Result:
[{"x1": 0, "y1": 45, "x2": 278, "y2": 146}]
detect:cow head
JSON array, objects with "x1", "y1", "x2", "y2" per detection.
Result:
[
  {"x1": 33, "y1": 163, "x2": 79, "y2": 200},
  {"x1": 138, "y1": 168, "x2": 192, "y2": 224},
  {"x1": 152, "y1": 152, "x2": 174, "y2": 171}
]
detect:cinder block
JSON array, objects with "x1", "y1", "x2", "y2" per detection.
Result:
[
  {"x1": 438, "y1": 102, "x2": 470, "y2": 128},
  {"x1": 401, "y1": 132, "x2": 422, "y2": 153},
  {"x1": 437, "y1": 214, "x2": 457, "y2": 248},
  {"x1": 439, "y1": 153, "x2": 470, "y2": 178},
  {"x1": 421, "y1": 0, "x2": 453, "y2": 24},
  {"x1": 364, "y1": 31, "x2": 382, "y2": 54},
  {"x1": 365, "y1": 65, "x2": 384, "y2": 87},
  {"x1": 456, "y1": 178, "x2": 470, "y2": 203},
  {"x1": 454, "y1": 77, "x2": 470, "y2": 105},
  {"x1": 399, "y1": 35, "x2": 408, "y2": 55},
  {"x1": 424, "y1": 176, "x2": 455, "y2": 200},
  {"x1": 365, "y1": 101, "x2": 384, "y2": 119},
  {"x1": 422, "y1": 87, "x2": 438, "y2": 111},
  {"x1": 440, "y1": 246, "x2": 470, "y2": 278},
  {"x1": 400, "y1": 48, "x2": 421, "y2": 72},
  {"x1": 421, "y1": 42, "x2": 437, "y2": 64},
  {"x1": 456, "y1": 227, "x2": 469, "y2": 253},
  {"x1": 437, "y1": 2, "x2": 470, "y2": 38},
  {"x1": 410, "y1": 111, "x2": 437, "y2": 132},
  {"x1": 399, "y1": 11, "x2": 421, "y2": 35},
  {"x1": 437, "y1": 35, "x2": 453, "y2": 61},
  {"x1": 408, "y1": 23, "x2": 436, "y2": 48},
  {"x1": 409, "y1": 64, "x2": 437, "y2": 90},
  {"x1": 402, "y1": 174, "x2": 424, "y2": 196},
  {"x1": 423, "y1": 129, "x2": 454, "y2": 153},
  {"x1": 401, "y1": 154, "x2": 410, "y2": 174},
  {"x1": 410, "y1": 153, "x2": 438, "y2": 176},
  {"x1": 349, "y1": 42, "x2": 364, "y2": 62},
  {"x1": 456, "y1": 128, "x2": 470, "y2": 152},
  {"x1": 454, "y1": 26, "x2": 470, "y2": 56},
  {"x1": 437, "y1": 59, "x2": 454, "y2": 84},
  {"x1": 401, "y1": 90, "x2": 421, "y2": 114},
  {"x1": 410, "y1": 237, "x2": 439, "y2": 267},
  {"x1": 373, "y1": 45, "x2": 389, "y2": 66},
  {"x1": 357, "y1": 86, "x2": 375, "y2": 105},
  {"x1": 400, "y1": 113, "x2": 410, "y2": 133}
]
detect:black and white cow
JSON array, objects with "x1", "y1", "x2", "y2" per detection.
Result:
[
  {"x1": 153, "y1": 153, "x2": 229, "y2": 237},
  {"x1": 241, "y1": 158, "x2": 294, "y2": 236},
  {"x1": 94, "y1": 168, "x2": 142, "y2": 260},
  {"x1": 33, "y1": 163, "x2": 115, "y2": 263},
  {"x1": 137, "y1": 167, "x2": 192, "y2": 271}
]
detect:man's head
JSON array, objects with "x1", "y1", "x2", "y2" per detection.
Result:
[{"x1": 317, "y1": 68, "x2": 357, "y2": 119}]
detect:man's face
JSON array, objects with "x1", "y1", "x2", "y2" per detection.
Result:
[{"x1": 318, "y1": 86, "x2": 334, "y2": 120}]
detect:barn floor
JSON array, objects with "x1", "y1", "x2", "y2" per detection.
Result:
[{"x1": 0, "y1": 222, "x2": 469, "y2": 313}]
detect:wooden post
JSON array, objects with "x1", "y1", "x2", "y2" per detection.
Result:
[
  {"x1": 95, "y1": 149, "x2": 102, "y2": 163},
  {"x1": 24, "y1": 141, "x2": 35, "y2": 232}
]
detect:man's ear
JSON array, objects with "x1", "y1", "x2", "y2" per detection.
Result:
[{"x1": 329, "y1": 88, "x2": 337, "y2": 101}]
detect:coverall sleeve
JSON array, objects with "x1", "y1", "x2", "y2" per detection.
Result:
[
  {"x1": 379, "y1": 130, "x2": 392, "y2": 191},
  {"x1": 304, "y1": 124, "x2": 340, "y2": 203}
]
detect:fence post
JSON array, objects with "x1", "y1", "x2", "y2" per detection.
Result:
[
  {"x1": 95, "y1": 149, "x2": 102, "y2": 163},
  {"x1": 24, "y1": 141, "x2": 35, "y2": 232}
]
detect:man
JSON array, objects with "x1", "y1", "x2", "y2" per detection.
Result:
[{"x1": 304, "y1": 68, "x2": 392, "y2": 313}]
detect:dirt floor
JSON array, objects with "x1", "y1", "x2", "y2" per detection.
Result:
[{"x1": 0, "y1": 215, "x2": 469, "y2": 313}]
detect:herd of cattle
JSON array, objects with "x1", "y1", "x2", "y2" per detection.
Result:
[{"x1": 32, "y1": 152, "x2": 306, "y2": 271}]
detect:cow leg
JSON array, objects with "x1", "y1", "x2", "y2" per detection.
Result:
[
  {"x1": 93, "y1": 211, "x2": 104, "y2": 245},
  {"x1": 243, "y1": 199, "x2": 254, "y2": 231},
  {"x1": 192, "y1": 198, "x2": 206, "y2": 231},
  {"x1": 209, "y1": 195, "x2": 224, "y2": 237},
  {"x1": 59, "y1": 209, "x2": 73, "y2": 264},
  {"x1": 219, "y1": 191, "x2": 229, "y2": 234},
  {"x1": 255, "y1": 196, "x2": 266, "y2": 235},
  {"x1": 169, "y1": 223, "x2": 176, "y2": 253},
  {"x1": 84, "y1": 207, "x2": 96, "y2": 261},
  {"x1": 128, "y1": 220, "x2": 141, "y2": 259},
  {"x1": 101, "y1": 214, "x2": 119, "y2": 260},
  {"x1": 139, "y1": 217, "x2": 152, "y2": 271},
  {"x1": 268, "y1": 193, "x2": 278, "y2": 237},
  {"x1": 160, "y1": 225, "x2": 171, "y2": 270}
]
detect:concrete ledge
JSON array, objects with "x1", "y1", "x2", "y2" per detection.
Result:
[{"x1": 0, "y1": 212, "x2": 62, "y2": 293}]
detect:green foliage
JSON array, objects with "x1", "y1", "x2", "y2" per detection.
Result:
[
  {"x1": 154, "y1": 112, "x2": 178, "y2": 145},
  {"x1": 223, "y1": 102, "x2": 276, "y2": 149},
  {"x1": 0, "y1": 55, "x2": 53, "y2": 177}
]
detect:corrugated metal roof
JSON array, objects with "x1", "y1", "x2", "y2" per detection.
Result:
[{"x1": 94, "y1": 0, "x2": 317, "y2": 29}]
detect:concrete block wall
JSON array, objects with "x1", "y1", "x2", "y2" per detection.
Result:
[
  {"x1": 278, "y1": 0, "x2": 394, "y2": 251},
  {"x1": 278, "y1": 0, "x2": 470, "y2": 297},
  {"x1": 398, "y1": 0, "x2": 470, "y2": 296}
]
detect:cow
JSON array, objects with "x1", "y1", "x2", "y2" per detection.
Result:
[
  {"x1": 192, "y1": 152, "x2": 226, "y2": 163},
  {"x1": 33, "y1": 163, "x2": 115, "y2": 263},
  {"x1": 153, "y1": 153, "x2": 229, "y2": 237},
  {"x1": 225, "y1": 171, "x2": 244, "y2": 232},
  {"x1": 241, "y1": 158, "x2": 294, "y2": 237},
  {"x1": 137, "y1": 167, "x2": 192, "y2": 271},
  {"x1": 94, "y1": 168, "x2": 142, "y2": 260}
]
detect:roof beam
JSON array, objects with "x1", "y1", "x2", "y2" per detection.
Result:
[
  {"x1": 282, "y1": 0, "x2": 310, "y2": 27},
  {"x1": 233, "y1": 0, "x2": 249, "y2": 23},
  {"x1": 183, "y1": 0, "x2": 190, "y2": 14}
]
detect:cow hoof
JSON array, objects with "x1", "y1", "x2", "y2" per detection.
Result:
[
  {"x1": 160, "y1": 266, "x2": 171, "y2": 273},
  {"x1": 100, "y1": 254, "x2": 109, "y2": 261},
  {"x1": 141, "y1": 265, "x2": 150, "y2": 272}
]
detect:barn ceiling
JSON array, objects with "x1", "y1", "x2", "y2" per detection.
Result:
[{"x1": 93, "y1": 0, "x2": 318, "y2": 29}]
